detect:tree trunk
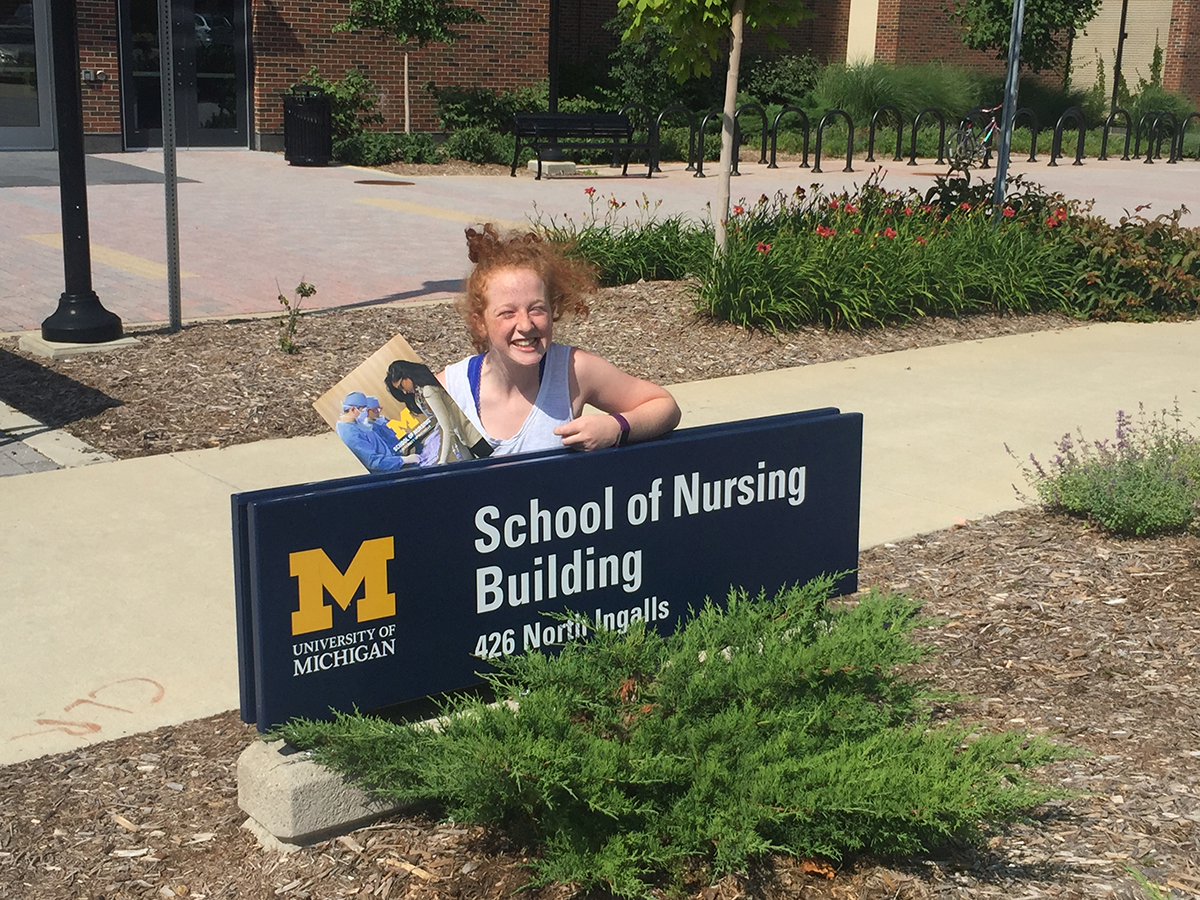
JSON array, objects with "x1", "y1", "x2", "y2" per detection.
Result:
[{"x1": 714, "y1": 0, "x2": 746, "y2": 258}]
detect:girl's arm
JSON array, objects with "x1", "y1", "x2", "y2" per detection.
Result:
[{"x1": 555, "y1": 349, "x2": 681, "y2": 451}]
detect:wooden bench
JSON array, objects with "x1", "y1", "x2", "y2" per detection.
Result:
[{"x1": 511, "y1": 113, "x2": 653, "y2": 180}]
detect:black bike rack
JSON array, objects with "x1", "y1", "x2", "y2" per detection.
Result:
[
  {"x1": 653, "y1": 105, "x2": 699, "y2": 172},
  {"x1": 1100, "y1": 108, "x2": 1133, "y2": 161},
  {"x1": 1159, "y1": 112, "x2": 1180, "y2": 163},
  {"x1": 735, "y1": 102, "x2": 769, "y2": 167},
  {"x1": 693, "y1": 109, "x2": 724, "y2": 178},
  {"x1": 812, "y1": 109, "x2": 854, "y2": 174},
  {"x1": 1134, "y1": 110, "x2": 1163, "y2": 161},
  {"x1": 1049, "y1": 107, "x2": 1086, "y2": 166},
  {"x1": 866, "y1": 104, "x2": 904, "y2": 163},
  {"x1": 907, "y1": 107, "x2": 946, "y2": 165},
  {"x1": 1181, "y1": 112, "x2": 1200, "y2": 162},
  {"x1": 1012, "y1": 107, "x2": 1039, "y2": 161},
  {"x1": 1137, "y1": 111, "x2": 1177, "y2": 164},
  {"x1": 768, "y1": 106, "x2": 810, "y2": 169}
]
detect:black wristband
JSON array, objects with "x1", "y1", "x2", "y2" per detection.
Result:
[{"x1": 611, "y1": 413, "x2": 630, "y2": 447}]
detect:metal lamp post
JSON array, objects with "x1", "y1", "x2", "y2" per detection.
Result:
[{"x1": 42, "y1": 0, "x2": 122, "y2": 344}]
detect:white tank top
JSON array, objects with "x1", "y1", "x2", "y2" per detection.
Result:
[{"x1": 444, "y1": 342, "x2": 574, "y2": 456}]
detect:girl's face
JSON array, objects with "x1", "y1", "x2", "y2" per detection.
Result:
[{"x1": 479, "y1": 267, "x2": 552, "y2": 366}]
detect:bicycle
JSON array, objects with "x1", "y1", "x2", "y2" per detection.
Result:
[{"x1": 948, "y1": 105, "x2": 1001, "y2": 172}]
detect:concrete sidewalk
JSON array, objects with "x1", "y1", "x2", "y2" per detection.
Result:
[{"x1": 2, "y1": 317, "x2": 1198, "y2": 765}]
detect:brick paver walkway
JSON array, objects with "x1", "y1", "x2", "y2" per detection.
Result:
[{"x1": 1, "y1": 149, "x2": 1197, "y2": 334}]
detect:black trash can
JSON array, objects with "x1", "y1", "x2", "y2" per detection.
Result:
[{"x1": 283, "y1": 86, "x2": 333, "y2": 166}]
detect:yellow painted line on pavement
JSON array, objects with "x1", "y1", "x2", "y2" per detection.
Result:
[
  {"x1": 354, "y1": 197, "x2": 525, "y2": 231},
  {"x1": 25, "y1": 234, "x2": 197, "y2": 280}
]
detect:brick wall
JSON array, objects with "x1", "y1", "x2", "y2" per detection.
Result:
[
  {"x1": 77, "y1": 0, "x2": 123, "y2": 136},
  {"x1": 251, "y1": 0, "x2": 550, "y2": 136},
  {"x1": 741, "y1": 0, "x2": 850, "y2": 64},
  {"x1": 875, "y1": 0, "x2": 1002, "y2": 73},
  {"x1": 1165, "y1": 0, "x2": 1200, "y2": 103}
]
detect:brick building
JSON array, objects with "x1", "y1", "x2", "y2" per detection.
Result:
[{"x1": 0, "y1": 0, "x2": 1196, "y2": 151}]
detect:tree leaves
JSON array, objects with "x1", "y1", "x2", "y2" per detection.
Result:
[{"x1": 949, "y1": 0, "x2": 1102, "y2": 74}]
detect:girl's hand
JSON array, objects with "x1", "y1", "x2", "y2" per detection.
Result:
[{"x1": 554, "y1": 414, "x2": 623, "y2": 451}]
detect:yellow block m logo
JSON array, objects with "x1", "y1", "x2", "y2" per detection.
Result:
[{"x1": 289, "y1": 537, "x2": 395, "y2": 636}]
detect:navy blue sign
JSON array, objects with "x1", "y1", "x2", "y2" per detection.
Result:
[{"x1": 233, "y1": 409, "x2": 862, "y2": 729}]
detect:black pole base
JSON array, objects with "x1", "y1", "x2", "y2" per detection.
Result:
[{"x1": 41, "y1": 291, "x2": 123, "y2": 344}]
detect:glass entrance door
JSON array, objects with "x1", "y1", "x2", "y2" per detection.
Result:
[
  {"x1": 0, "y1": 0, "x2": 54, "y2": 149},
  {"x1": 119, "y1": 0, "x2": 248, "y2": 147}
]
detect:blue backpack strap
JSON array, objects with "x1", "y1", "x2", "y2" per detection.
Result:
[
  {"x1": 468, "y1": 352, "x2": 548, "y2": 417},
  {"x1": 467, "y1": 353, "x2": 484, "y2": 416}
]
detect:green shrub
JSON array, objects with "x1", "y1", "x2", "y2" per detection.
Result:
[
  {"x1": 972, "y1": 74, "x2": 1095, "y2": 129},
  {"x1": 1129, "y1": 84, "x2": 1197, "y2": 128},
  {"x1": 431, "y1": 83, "x2": 548, "y2": 132},
  {"x1": 1019, "y1": 405, "x2": 1200, "y2": 536},
  {"x1": 333, "y1": 131, "x2": 443, "y2": 166},
  {"x1": 812, "y1": 62, "x2": 981, "y2": 124},
  {"x1": 1064, "y1": 205, "x2": 1200, "y2": 320},
  {"x1": 442, "y1": 125, "x2": 507, "y2": 164},
  {"x1": 602, "y1": 11, "x2": 722, "y2": 113},
  {"x1": 742, "y1": 53, "x2": 822, "y2": 106},
  {"x1": 297, "y1": 66, "x2": 383, "y2": 142},
  {"x1": 390, "y1": 132, "x2": 442, "y2": 163},
  {"x1": 278, "y1": 577, "x2": 1066, "y2": 897},
  {"x1": 700, "y1": 176, "x2": 1076, "y2": 329},
  {"x1": 535, "y1": 189, "x2": 711, "y2": 284}
]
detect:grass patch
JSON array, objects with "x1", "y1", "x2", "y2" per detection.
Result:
[
  {"x1": 535, "y1": 190, "x2": 711, "y2": 285},
  {"x1": 278, "y1": 576, "x2": 1067, "y2": 897}
]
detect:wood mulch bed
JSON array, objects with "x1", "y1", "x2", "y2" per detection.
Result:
[
  {"x1": 2, "y1": 283, "x2": 1196, "y2": 900},
  {"x1": 1, "y1": 508, "x2": 1197, "y2": 900},
  {"x1": 0, "y1": 279, "x2": 1078, "y2": 461}
]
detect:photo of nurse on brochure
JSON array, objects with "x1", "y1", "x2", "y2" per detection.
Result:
[{"x1": 313, "y1": 333, "x2": 492, "y2": 474}]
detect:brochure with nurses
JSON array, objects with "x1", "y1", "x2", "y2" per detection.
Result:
[{"x1": 314, "y1": 333, "x2": 491, "y2": 474}]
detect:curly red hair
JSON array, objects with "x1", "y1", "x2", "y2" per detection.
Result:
[{"x1": 458, "y1": 225, "x2": 594, "y2": 353}]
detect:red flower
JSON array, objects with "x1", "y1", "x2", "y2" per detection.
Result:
[
  {"x1": 883, "y1": 227, "x2": 898, "y2": 239},
  {"x1": 829, "y1": 200, "x2": 840, "y2": 210},
  {"x1": 815, "y1": 224, "x2": 836, "y2": 238},
  {"x1": 584, "y1": 186, "x2": 595, "y2": 196},
  {"x1": 844, "y1": 203, "x2": 857, "y2": 214},
  {"x1": 1054, "y1": 206, "x2": 1068, "y2": 221},
  {"x1": 756, "y1": 241, "x2": 772, "y2": 255},
  {"x1": 1045, "y1": 216, "x2": 1058, "y2": 228},
  {"x1": 884, "y1": 208, "x2": 893, "y2": 215},
  {"x1": 959, "y1": 201, "x2": 972, "y2": 211},
  {"x1": 903, "y1": 207, "x2": 914, "y2": 216},
  {"x1": 920, "y1": 204, "x2": 933, "y2": 214},
  {"x1": 1002, "y1": 206, "x2": 1015, "y2": 218},
  {"x1": 914, "y1": 235, "x2": 928, "y2": 246},
  {"x1": 852, "y1": 227, "x2": 861, "y2": 234},
  {"x1": 732, "y1": 205, "x2": 744, "y2": 216}
]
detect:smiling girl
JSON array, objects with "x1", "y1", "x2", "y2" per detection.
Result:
[{"x1": 436, "y1": 225, "x2": 680, "y2": 456}]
